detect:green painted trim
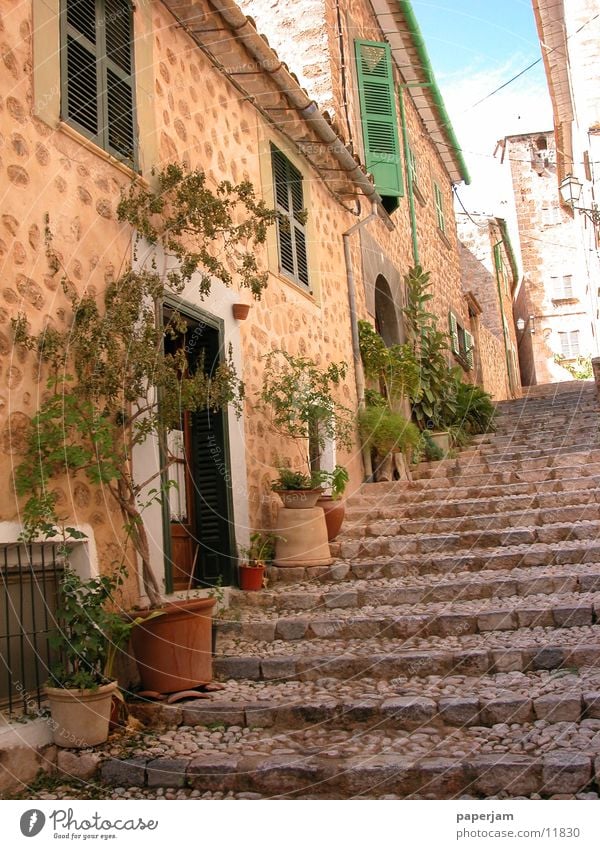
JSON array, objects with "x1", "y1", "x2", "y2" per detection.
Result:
[
  {"x1": 497, "y1": 218, "x2": 520, "y2": 289},
  {"x1": 398, "y1": 85, "x2": 419, "y2": 264},
  {"x1": 397, "y1": 0, "x2": 471, "y2": 185}
]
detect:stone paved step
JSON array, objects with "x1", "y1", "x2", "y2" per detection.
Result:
[
  {"x1": 340, "y1": 505, "x2": 600, "y2": 540},
  {"x1": 408, "y1": 464, "x2": 600, "y2": 490},
  {"x1": 98, "y1": 723, "x2": 600, "y2": 798},
  {"x1": 230, "y1": 563, "x2": 600, "y2": 612},
  {"x1": 128, "y1": 668, "x2": 600, "y2": 733},
  {"x1": 214, "y1": 624, "x2": 600, "y2": 682},
  {"x1": 345, "y1": 488, "x2": 600, "y2": 523},
  {"x1": 412, "y1": 452, "x2": 600, "y2": 482}
]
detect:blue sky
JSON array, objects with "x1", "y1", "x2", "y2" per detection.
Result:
[{"x1": 409, "y1": 1, "x2": 553, "y2": 213}]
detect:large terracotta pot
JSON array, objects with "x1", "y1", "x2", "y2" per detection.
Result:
[
  {"x1": 131, "y1": 597, "x2": 215, "y2": 694},
  {"x1": 238, "y1": 564, "x2": 265, "y2": 591},
  {"x1": 316, "y1": 495, "x2": 346, "y2": 541},
  {"x1": 273, "y1": 489, "x2": 323, "y2": 509},
  {"x1": 46, "y1": 680, "x2": 118, "y2": 748},
  {"x1": 273, "y1": 506, "x2": 332, "y2": 567}
]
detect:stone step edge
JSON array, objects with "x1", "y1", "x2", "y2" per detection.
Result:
[
  {"x1": 96, "y1": 749, "x2": 600, "y2": 798},
  {"x1": 216, "y1": 598, "x2": 600, "y2": 644},
  {"x1": 127, "y1": 690, "x2": 600, "y2": 733},
  {"x1": 229, "y1": 568, "x2": 600, "y2": 611},
  {"x1": 267, "y1": 542, "x2": 600, "y2": 586},
  {"x1": 213, "y1": 642, "x2": 600, "y2": 683}
]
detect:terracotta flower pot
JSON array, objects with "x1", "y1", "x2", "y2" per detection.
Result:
[
  {"x1": 273, "y1": 488, "x2": 323, "y2": 509},
  {"x1": 316, "y1": 495, "x2": 346, "y2": 541},
  {"x1": 131, "y1": 597, "x2": 215, "y2": 694},
  {"x1": 238, "y1": 563, "x2": 265, "y2": 591},
  {"x1": 232, "y1": 303, "x2": 251, "y2": 320},
  {"x1": 46, "y1": 680, "x2": 118, "y2": 748}
]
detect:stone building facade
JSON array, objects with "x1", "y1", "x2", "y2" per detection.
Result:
[
  {"x1": 502, "y1": 131, "x2": 597, "y2": 385},
  {"x1": 456, "y1": 214, "x2": 521, "y2": 400},
  {"x1": 0, "y1": 0, "x2": 490, "y2": 607},
  {"x1": 531, "y1": 0, "x2": 600, "y2": 358}
]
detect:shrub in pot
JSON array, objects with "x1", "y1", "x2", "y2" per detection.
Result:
[
  {"x1": 237, "y1": 532, "x2": 277, "y2": 590},
  {"x1": 315, "y1": 465, "x2": 349, "y2": 541},
  {"x1": 358, "y1": 403, "x2": 421, "y2": 482},
  {"x1": 271, "y1": 466, "x2": 324, "y2": 509}
]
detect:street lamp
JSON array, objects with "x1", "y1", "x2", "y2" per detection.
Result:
[{"x1": 559, "y1": 174, "x2": 600, "y2": 225}]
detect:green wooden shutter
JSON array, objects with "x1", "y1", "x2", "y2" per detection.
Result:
[
  {"x1": 271, "y1": 146, "x2": 309, "y2": 287},
  {"x1": 434, "y1": 183, "x2": 445, "y2": 232},
  {"x1": 463, "y1": 329, "x2": 474, "y2": 370},
  {"x1": 190, "y1": 331, "x2": 234, "y2": 587},
  {"x1": 355, "y1": 40, "x2": 403, "y2": 198},
  {"x1": 449, "y1": 311, "x2": 459, "y2": 355},
  {"x1": 63, "y1": 0, "x2": 100, "y2": 140}
]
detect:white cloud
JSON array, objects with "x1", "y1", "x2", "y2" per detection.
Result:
[{"x1": 438, "y1": 58, "x2": 553, "y2": 215}]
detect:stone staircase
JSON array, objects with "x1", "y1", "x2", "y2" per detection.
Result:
[{"x1": 99, "y1": 381, "x2": 600, "y2": 799}]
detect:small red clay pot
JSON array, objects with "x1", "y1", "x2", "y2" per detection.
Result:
[
  {"x1": 232, "y1": 303, "x2": 251, "y2": 320},
  {"x1": 238, "y1": 563, "x2": 265, "y2": 591}
]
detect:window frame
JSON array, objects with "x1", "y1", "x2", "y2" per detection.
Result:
[
  {"x1": 270, "y1": 144, "x2": 310, "y2": 289},
  {"x1": 551, "y1": 274, "x2": 576, "y2": 301},
  {"x1": 558, "y1": 330, "x2": 581, "y2": 359},
  {"x1": 434, "y1": 182, "x2": 446, "y2": 234},
  {"x1": 60, "y1": 0, "x2": 137, "y2": 169},
  {"x1": 449, "y1": 310, "x2": 474, "y2": 371}
]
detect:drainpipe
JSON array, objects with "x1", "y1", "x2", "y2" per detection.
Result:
[
  {"x1": 398, "y1": 85, "x2": 419, "y2": 266},
  {"x1": 344, "y1": 203, "x2": 379, "y2": 479}
]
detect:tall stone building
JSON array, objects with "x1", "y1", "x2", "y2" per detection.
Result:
[
  {"x1": 456, "y1": 214, "x2": 521, "y2": 400},
  {"x1": 502, "y1": 130, "x2": 597, "y2": 385}
]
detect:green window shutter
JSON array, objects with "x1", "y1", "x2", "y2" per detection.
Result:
[
  {"x1": 62, "y1": 0, "x2": 136, "y2": 167},
  {"x1": 463, "y1": 329, "x2": 474, "y2": 370},
  {"x1": 449, "y1": 311, "x2": 459, "y2": 355},
  {"x1": 355, "y1": 40, "x2": 403, "y2": 198},
  {"x1": 434, "y1": 183, "x2": 445, "y2": 232},
  {"x1": 271, "y1": 145, "x2": 309, "y2": 287}
]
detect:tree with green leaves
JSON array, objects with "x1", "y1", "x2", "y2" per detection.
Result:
[{"x1": 13, "y1": 164, "x2": 275, "y2": 608}]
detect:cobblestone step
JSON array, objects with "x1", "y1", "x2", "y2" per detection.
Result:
[
  {"x1": 128, "y1": 669, "x2": 600, "y2": 733},
  {"x1": 214, "y1": 624, "x2": 600, "y2": 682},
  {"x1": 412, "y1": 453, "x2": 600, "y2": 482},
  {"x1": 215, "y1": 592, "x2": 600, "y2": 648},
  {"x1": 97, "y1": 726, "x2": 600, "y2": 798},
  {"x1": 345, "y1": 487, "x2": 600, "y2": 523},
  {"x1": 340, "y1": 505, "x2": 600, "y2": 540},
  {"x1": 230, "y1": 563, "x2": 600, "y2": 612}
]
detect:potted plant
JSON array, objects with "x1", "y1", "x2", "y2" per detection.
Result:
[
  {"x1": 13, "y1": 163, "x2": 276, "y2": 694},
  {"x1": 271, "y1": 466, "x2": 325, "y2": 509},
  {"x1": 358, "y1": 401, "x2": 421, "y2": 482},
  {"x1": 237, "y1": 532, "x2": 277, "y2": 591},
  {"x1": 316, "y1": 464, "x2": 349, "y2": 541},
  {"x1": 45, "y1": 560, "x2": 123, "y2": 749}
]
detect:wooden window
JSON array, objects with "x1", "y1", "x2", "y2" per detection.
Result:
[
  {"x1": 61, "y1": 0, "x2": 136, "y2": 167},
  {"x1": 354, "y1": 39, "x2": 403, "y2": 211},
  {"x1": 552, "y1": 274, "x2": 575, "y2": 300},
  {"x1": 434, "y1": 182, "x2": 446, "y2": 233},
  {"x1": 558, "y1": 330, "x2": 580, "y2": 358},
  {"x1": 449, "y1": 311, "x2": 474, "y2": 370},
  {"x1": 271, "y1": 145, "x2": 309, "y2": 287}
]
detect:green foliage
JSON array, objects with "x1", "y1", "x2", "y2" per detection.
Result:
[
  {"x1": 259, "y1": 349, "x2": 354, "y2": 469},
  {"x1": 117, "y1": 163, "x2": 276, "y2": 299},
  {"x1": 326, "y1": 464, "x2": 349, "y2": 499},
  {"x1": 401, "y1": 265, "x2": 460, "y2": 430},
  {"x1": 554, "y1": 354, "x2": 593, "y2": 380},
  {"x1": 49, "y1": 565, "x2": 126, "y2": 689},
  {"x1": 358, "y1": 320, "x2": 421, "y2": 407},
  {"x1": 358, "y1": 406, "x2": 421, "y2": 457},
  {"x1": 13, "y1": 163, "x2": 270, "y2": 608},
  {"x1": 421, "y1": 431, "x2": 444, "y2": 461},
  {"x1": 453, "y1": 381, "x2": 497, "y2": 435},
  {"x1": 239, "y1": 531, "x2": 279, "y2": 566},
  {"x1": 271, "y1": 467, "x2": 316, "y2": 491}
]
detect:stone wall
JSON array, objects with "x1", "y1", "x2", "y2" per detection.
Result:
[{"x1": 506, "y1": 131, "x2": 596, "y2": 385}]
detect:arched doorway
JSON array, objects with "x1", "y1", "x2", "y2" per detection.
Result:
[{"x1": 374, "y1": 274, "x2": 401, "y2": 347}]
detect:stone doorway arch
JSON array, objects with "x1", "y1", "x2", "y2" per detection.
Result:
[{"x1": 374, "y1": 274, "x2": 401, "y2": 347}]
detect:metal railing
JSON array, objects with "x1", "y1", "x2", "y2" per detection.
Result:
[{"x1": 0, "y1": 543, "x2": 65, "y2": 714}]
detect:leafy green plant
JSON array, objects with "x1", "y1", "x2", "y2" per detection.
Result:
[
  {"x1": 271, "y1": 467, "x2": 316, "y2": 491},
  {"x1": 13, "y1": 164, "x2": 274, "y2": 608},
  {"x1": 259, "y1": 350, "x2": 353, "y2": 473},
  {"x1": 421, "y1": 431, "x2": 444, "y2": 461},
  {"x1": 453, "y1": 381, "x2": 496, "y2": 435},
  {"x1": 358, "y1": 320, "x2": 421, "y2": 408},
  {"x1": 239, "y1": 531, "x2": 279, "y2": 566},
  {"x1": 358, "y1": 406, "x2": 421, "y2": 457},
  {"x1": 401, "y1": 266, "x2": 460, "y2": 430},
  {"x1": 49, "y1": 565, "x2": 126, "y2": 689}
]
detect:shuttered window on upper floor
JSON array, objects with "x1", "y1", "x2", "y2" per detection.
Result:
[
  {"x1": 434, "y1": 182, "x2": 446, "y2": 234},
  {"x1": 271, "y1": 145, "x2": 309, "y2": 288},
  {"x1": 354, "y1": 40, "x2": 403, "y2": 213},
  {"x1": 61, "y1": 0, "x2": 136, "y2": 168}
]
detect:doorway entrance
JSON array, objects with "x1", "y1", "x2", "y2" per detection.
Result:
[{"x1": 163, "y1": 306, "x2": 234, "y2": 590}]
